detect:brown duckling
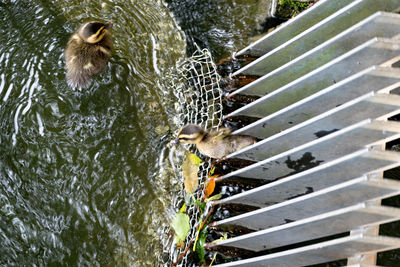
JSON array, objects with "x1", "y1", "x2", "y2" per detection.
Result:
[
  {"x1": 65, "y1": 21, "x2": 113, "y2": 88},
  {"x1": 174, "y1": 124, "x2": 257, "y2": 159}
]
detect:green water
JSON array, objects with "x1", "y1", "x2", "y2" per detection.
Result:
[
  {"x1": 0, "y1": 0, "x2": 272, "y2": 265},
  {"x1": 0, "y1": 0, "x2": 185, "y2": 265}
]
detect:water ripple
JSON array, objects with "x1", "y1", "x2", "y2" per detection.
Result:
[{"x1": 0, "y1": 0, "x2": 186, "y2": 265}]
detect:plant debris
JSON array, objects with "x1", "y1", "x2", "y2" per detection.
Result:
[
  {"x1": 182, "y1": 152, "x2": 203, "y2": 194},
  {"x1": 170, "y1": 213, "x2": 191, "y2": 249}
]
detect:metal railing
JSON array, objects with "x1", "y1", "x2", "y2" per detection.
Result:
[{"x1": 210, "y1": 0, "x2": 400, "y2": 266}]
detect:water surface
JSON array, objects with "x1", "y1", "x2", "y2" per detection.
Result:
[
  {"x1": 0, "y1": 0, "x2": 185, "y2": 265},
  {"x1": 0, "y1": 0, "x2": 273, "y2": 265}
]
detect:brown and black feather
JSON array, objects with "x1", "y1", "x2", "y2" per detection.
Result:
[
  {"x1": 176, "y1": 124, "x2": 257, "y2": 159},
  {"x1": 65, "y1": 21, "x2": 113, "y2": 88}
]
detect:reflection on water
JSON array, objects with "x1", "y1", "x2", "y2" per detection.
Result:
[{"x1": 0, "y1": 0, "x2": 273, "y2": 265}]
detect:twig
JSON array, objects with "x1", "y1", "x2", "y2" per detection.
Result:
[
  {"x1": 171, "y1": 240, "x2": 194, "y2": 267},
  {"x1": 193, "y1": 204, "x2": 215, "y2": 250},
  {"x1": 199, "y1": 205, "x2": 215, "y2": 231},
  {"x1": 209, "y1": 253, "x2": 217, "y2": 266}
]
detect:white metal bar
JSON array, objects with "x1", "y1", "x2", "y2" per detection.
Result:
[
  {"x1": 211, "y1": 205, "x2": 400, "y2": 251},
  {"x1": 213, "y1": 234, "x2": 400, "y2": 267},
  {"x1": 230, "y1": 66, "x2": 400, "y2": 139},
  {"x1": 234, "y1": 10, "x2": 400, "y2": 76},
  {"x1": 217, "y1": 149, "x2": 400, "y2": 207},
  {"x1": 228, "y1": 93, "x2": 400, "y2": 161},
  {"x1": 236, "y1": 0, "x2": 355, "y2": 57},
  {"x1": 230, "y1": 38, "x2": 400, "y2": 99},
  {"x1": 213, "y1": 177, "x2": 400, "y2": 230},
  {"x1": 219, "y1": 120, "x2": 400, "y2": 180}
]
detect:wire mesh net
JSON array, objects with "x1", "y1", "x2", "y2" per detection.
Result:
[{"x1": 163, "y1": 47, "x2": 224, "y2": 266}]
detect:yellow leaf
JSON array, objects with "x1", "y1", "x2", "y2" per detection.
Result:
[
  {"x1": 179, "y1": 203, "x2": 186, "y2": 213},
  {"x1": 208, "y1": 166, "x2": 216, "y2": 176},
  {"x1": 182, "y1": 153, "x2": 200, "y2": 194},
  {"x1": 204, "y1": 177, "x2": 216, "y2": 198},
  {"x1": 211, "y1": 233, "x2": 228, "y2": 243},
  {"x1": 188, "y1": 153, "x2": 202, "y2": 166}
]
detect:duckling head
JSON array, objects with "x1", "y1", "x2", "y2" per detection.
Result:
[
  {"x1": 78, "y1": 21, "x2": 113, "y2": 44},
  {"x1": 174, "y1": 124, "x2": 206, "y2": 144}
]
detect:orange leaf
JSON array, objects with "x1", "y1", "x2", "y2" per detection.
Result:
[{"x1": 205, "y1": 178, "x2": 216, "y2": 198}]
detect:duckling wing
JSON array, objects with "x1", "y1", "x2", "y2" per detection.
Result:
[
  {"x1": 210, "y1": 127, "x2": 232, "y2": 141},
  {"x1": 64, "y1": 33, "x2": 112, "y2": 88},
  {"x1": 65, "y1": 39, "x2": 92, "y2": 87},
  {"x1": 229, "y1": 135, "x2": 257, "y2": 152}
]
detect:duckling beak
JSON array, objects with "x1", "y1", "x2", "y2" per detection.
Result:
[
  {"x1": 171, "y1": 138, "x2": 180, "y2": 145},
  {"x1": 104, "y1": 22, "x2": 113, "y2": 29}
]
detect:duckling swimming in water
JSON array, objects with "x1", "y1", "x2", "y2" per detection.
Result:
[
  {"x1": 175, "y1": 124, "x2": 257, "y2": 159},
  {"x1": 65, "y1": 21, "x2": 113, "y2": 88}
]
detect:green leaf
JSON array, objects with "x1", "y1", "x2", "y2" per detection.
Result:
[
  {"x1": 194, "y1": 199, "x2": 206, "y2": 211},
  {"x1": 199, "y1": 201, "x2": 206, "y2": 211},
  {"x1": 206, "y1": 193, "x2": 222, "y2": 202},
  {"x1": 195, "y1": 228, "x2": 207, "y2": 263},
  {"x1": 170, "y1": 213, "x2": 190, "y2": 244}
]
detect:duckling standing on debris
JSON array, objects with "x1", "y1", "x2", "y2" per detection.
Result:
[
  {"x1": 65, "y1": 21, "x2": 113, "y2": 88},
  {"x1": 174, "y1": 124, "x2": 257, "y2": 159}
]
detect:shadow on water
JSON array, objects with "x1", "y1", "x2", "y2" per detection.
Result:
[{"x1": 0, "y1": 0, "x2": 185, "y2": 265}]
